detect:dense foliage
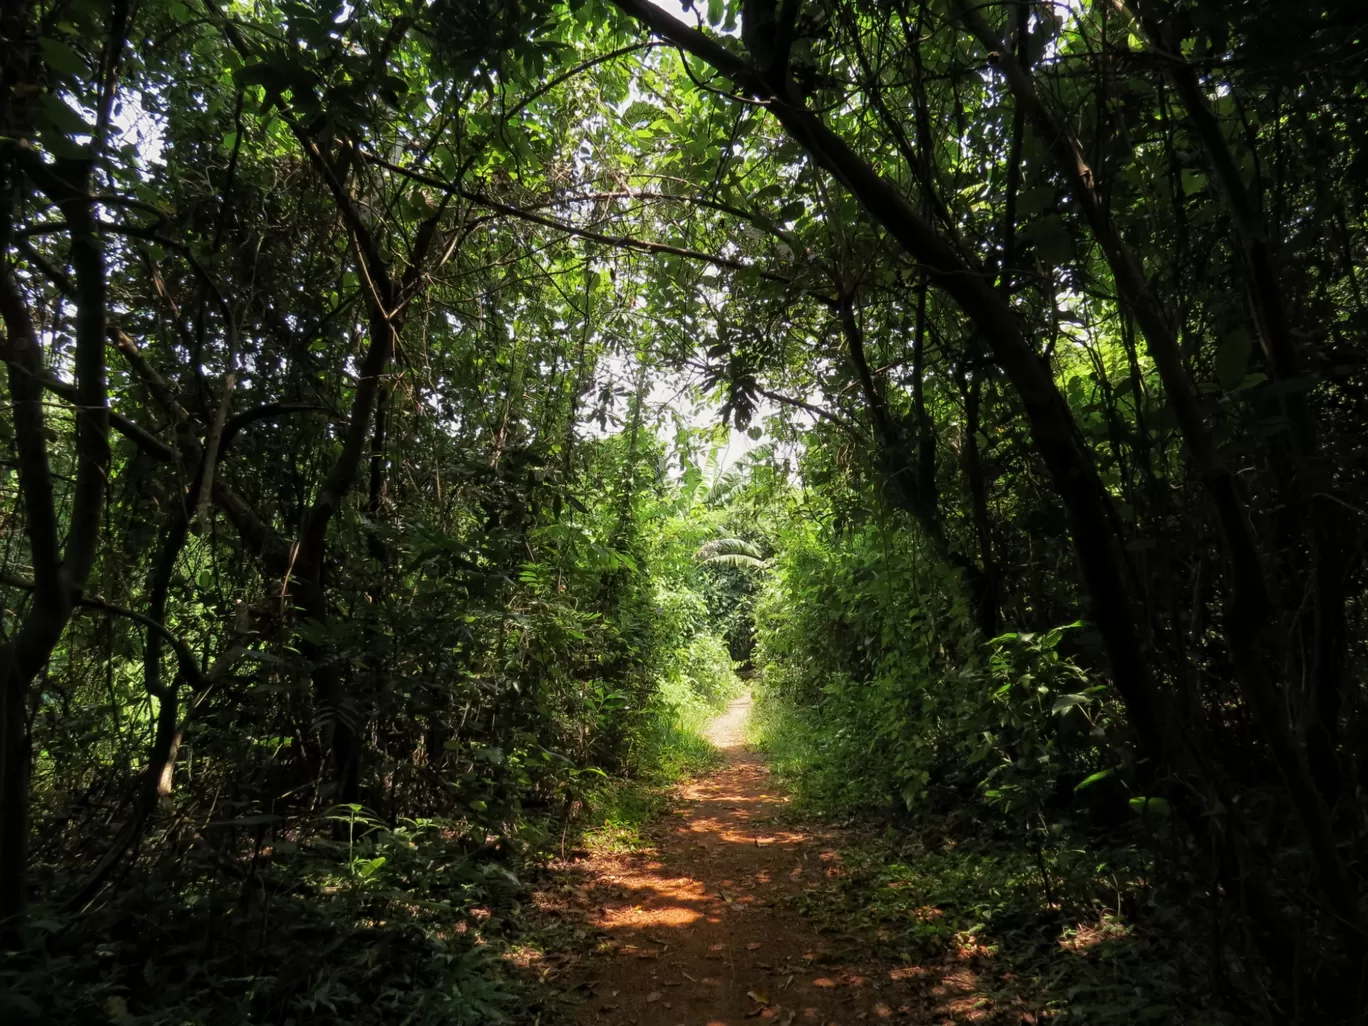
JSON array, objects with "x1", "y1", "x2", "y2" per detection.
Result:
[{"x1": 2, "y1": 0, "x2": 1367, "y2": 1021}]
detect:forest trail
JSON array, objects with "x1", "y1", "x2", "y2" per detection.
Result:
[{"x1": 539, "y1": 695, "x2": 990, "y2": 1026}]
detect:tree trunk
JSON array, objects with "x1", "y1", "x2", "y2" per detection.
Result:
[
  {"x1": 0, "y1": 156, "x2": 109, "y2": 940},
  {"x1": 0, "y1": 655, "x2": 33, "y2": 943}
]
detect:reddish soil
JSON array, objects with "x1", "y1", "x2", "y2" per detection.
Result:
[{"x1": 531, "y1": 695, "x2": 999, "y2": 1026}]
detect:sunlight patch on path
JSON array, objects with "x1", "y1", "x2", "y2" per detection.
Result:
[
  {"x1": 539, "y1": 687, "x2": 1009, "y2": 1025},
  {"x1": 703, "y1": 692, "x2": 753, "y2": 749}
]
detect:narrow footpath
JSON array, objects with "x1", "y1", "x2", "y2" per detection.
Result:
[{"x1": 534, "y1": 695, "x2": 994, "y2": 1025}]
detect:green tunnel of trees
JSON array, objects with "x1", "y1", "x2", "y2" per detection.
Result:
[{"x1": 1, "y1": 0, "x2": 1367, "y2": 1022}]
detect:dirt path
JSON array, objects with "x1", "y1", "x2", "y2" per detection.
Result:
[{"x1": 539, "y1": 694, "x2": 928, "y2": 1026}]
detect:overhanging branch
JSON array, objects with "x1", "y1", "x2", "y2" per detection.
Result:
[{"x1": 360, "y1": 152, "x2": 820, "y2": 295}]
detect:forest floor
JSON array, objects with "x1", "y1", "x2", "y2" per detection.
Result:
[{"x1": 523, "y1": 694, "x2": 1023, "y2": 1026}]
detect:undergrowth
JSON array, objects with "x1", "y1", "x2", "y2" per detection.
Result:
[
  {"x1": 575, "y1": 640, "x2": 738, "y2": 854},
  {"x1": 749, "y1": 689, "x2": 1233, "y2": 1025},
  {"x1": 2, "y1": 631, "x2": 741, "y2": 1026},
  {"x1": 747, "y1": 684, "x2": 877, "y2": 817},
  {"x1": 3, "y1": 808, "x2": 529, "y2": 1026}
]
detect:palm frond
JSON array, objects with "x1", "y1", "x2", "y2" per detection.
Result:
[
  {"x1": 701, "y1": 552, "x2": 767, "y2": 568},
  {"x1": 704, "y1": 469, "x2": 744, "y2": 507},
  {"x1": 696, "y1": 538, "x2": 767, "y2": 568}
]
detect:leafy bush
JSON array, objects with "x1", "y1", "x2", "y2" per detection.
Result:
[{"x1": 752, "y1": 511, "x2": 1133, "y2": 840}]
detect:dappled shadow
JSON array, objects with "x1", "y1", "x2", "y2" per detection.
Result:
[
  {"x1": 535, "y1": 750, "x2": 877, "y2": 1025},
  {"x1": 521, "y1": 694, "x2": 1047, "y2": 1026},
  {"x1": 520, "y1": 695, "x2": 1214, "y2": 1025}
]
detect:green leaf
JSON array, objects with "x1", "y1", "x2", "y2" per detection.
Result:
[
  {"x1": 707, "y1": 0, "x2": 723, "y2": 26},
  {"x1": 37, "y1": 93, "x2": 90, "y2": 136},
  {"x1": 357, "y1": 856, "x2": 387, "y2": 878},
  {"x1": 1015, "y1": 185, "x2": 1055, "y2": 219},
  {"x1": 39, "y1": 37, "x2": 87, "y2": 78},
  {"x1": 1129, "y1": 796, "x2": 1172, "y2": 819},
  {"x1": 1181, "y1": 169, "x2": 1208, "y2": 196},
  {"x1": 1260, "y1": 373, "x2": 1321, "y2": 398},
  {"x1": 1214, "y1": 328, "x2": 1254, "y2": 390},
  {"x1": 0, "y1": 994, "x2": 41, "y2": 1016},
  {"x1": 697, "y1": 538, "x2": 764, "y2": 563},
  {"x1": 1074, "y1": 768, "x2": 1116, "y2": 792},
  {"x1": 622, "y1": 100, "x2": 665, "y2": 126},
  {"x1": 234, "y1": 62, "x2": 283, "y2": 89},
  {"x1": 1051, "y1": 693, "x2": 1090, "y2": 715},
  {"x1": 1024, "y1": 214, "x2": 1074, "y2": 264}
]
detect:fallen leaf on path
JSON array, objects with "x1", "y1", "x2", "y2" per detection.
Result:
[
  {"x1": 645, "y1": 991, "x2": 662, "y2": 1003},
  {"x1": 746, "y1": 941, "x2": 763, "y2": 950},
  {"x1": 748, "y1": 987, "x2": 771, "y2": 1004}
]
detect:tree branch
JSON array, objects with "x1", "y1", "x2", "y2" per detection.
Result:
[
  {"x1": 78, "y1": 594, "x2": 208, "y2": 692},
  {"x1": 752, "y1": 385, "x2": 868, "y2": 441},
  {"x1": 36, "y1": 371, "x2": 176, "y2": 462},
  {"x1": 0, "y1": 258, "x2": 63, "y2": 619},
  {"x1": 24, "y1": 155, "x2": 110, "y2": 594},
  {"x1": 360, "y1": 153, "x2": 819, "y2": 295}
]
